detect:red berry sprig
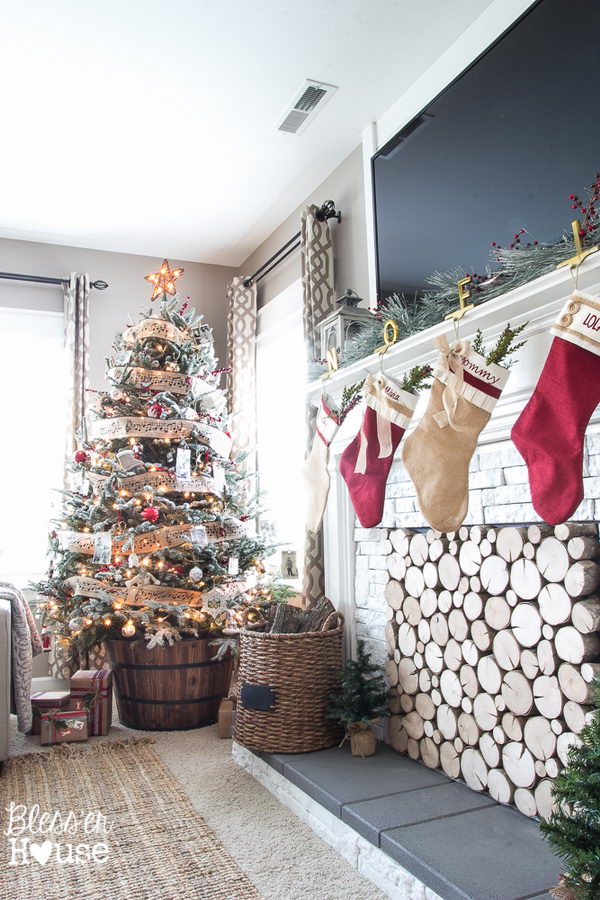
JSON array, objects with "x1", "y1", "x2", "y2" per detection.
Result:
[
  {"x1": 489, "y1": 227, "x2": 538, "y2": 261},
  {"x1": 568, "y1": 173, "x2": 600, "y2": 238}
]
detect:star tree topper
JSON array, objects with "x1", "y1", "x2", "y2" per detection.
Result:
[{"x1": 145, "y1": 259, "x2": 184, "y2": 300}]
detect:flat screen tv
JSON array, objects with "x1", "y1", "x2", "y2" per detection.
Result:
[{"x1": 372, "y1": 0, "x2": 600, "y2": 303}]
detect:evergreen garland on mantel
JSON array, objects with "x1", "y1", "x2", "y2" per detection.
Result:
[{"x1": 310, "y1": 173, "x2": 600, "y2": 378}]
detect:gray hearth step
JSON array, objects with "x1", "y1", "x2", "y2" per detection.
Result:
[{"x1": 256, "y1": 742, "x2": 561, "y2": 900}]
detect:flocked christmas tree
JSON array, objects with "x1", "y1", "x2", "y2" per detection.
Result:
[
  {"x1": 35, "y1": 260, "x2": 275, "y2": 653},
  {"x1": 540, "y1": 680, "x2": 600, "y2": 900}
]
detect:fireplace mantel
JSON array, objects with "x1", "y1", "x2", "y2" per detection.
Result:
[{"x1": 310, "y1": 255, "x2": 600, "y2": 655}]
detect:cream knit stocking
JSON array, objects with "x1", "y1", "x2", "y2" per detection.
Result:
[{"x1": 303, "y1": 394, "x2": 340, "y2": 532}]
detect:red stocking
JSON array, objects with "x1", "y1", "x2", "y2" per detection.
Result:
[
  {"x1": 339, "y1": 373, "x2": 417, "y2": 527},
  {"x1": 512, "y1": 291, "x2": 600, "y2": 524}
]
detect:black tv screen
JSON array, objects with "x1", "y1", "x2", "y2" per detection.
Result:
[{"x1": 373, "y1": 0, "x2": 600, "y2": 301}]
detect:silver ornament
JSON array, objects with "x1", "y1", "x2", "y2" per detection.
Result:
[
  {"x1": 189, "y1": 566, "x2": 204, "y2": 582},
  {"x1": 68, "y1": 617, "x2": 82, "y2": 632}
]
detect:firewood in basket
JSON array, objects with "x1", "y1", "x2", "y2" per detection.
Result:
[
  {"x1": 267, "y1": 602, "x2": 302, "y2": 634},
  {"x1": 296, "y1": 596, "x2": 336, "y2": 633}
]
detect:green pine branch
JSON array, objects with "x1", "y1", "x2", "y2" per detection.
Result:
[
  {"x1": 470, "y1": 322, "x2": 528, "y2": 367},
  {"x1": 540, "y1": 677, "x2": 600, "y2": 899},
  {"x1": 401, "y1": 364, "x2": 433, "y2": 394}
]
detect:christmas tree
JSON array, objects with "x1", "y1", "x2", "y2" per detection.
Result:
[
  {"x1": 35, "y1": 261, "x2": 274, "y2": 654},
  {"x1": 540, "y1": 680, "x2": 600, "y2": 900},
  {"x1": 326, "y1": 640, "x2": 390, "y2": 726}
]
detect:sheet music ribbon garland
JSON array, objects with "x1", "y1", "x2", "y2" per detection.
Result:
[{"x1": 34, "y1": 280, "x2": 275, "y2": 653}]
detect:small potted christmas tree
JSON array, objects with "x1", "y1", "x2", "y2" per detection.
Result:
[
  {"x1": 326, "y1": 640, "x2": 389, "y2": 757},
  {"x1": 540, "y1": 679, "x2": 600, "y2": 900}
]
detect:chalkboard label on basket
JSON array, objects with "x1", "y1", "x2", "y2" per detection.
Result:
[{"x1": 240, "y1": 684, "x2": 276, "y2": 711}]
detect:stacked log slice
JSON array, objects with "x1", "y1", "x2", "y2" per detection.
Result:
[{"x1": 384, "y1": 525, "x2": 600, "y2": 820}]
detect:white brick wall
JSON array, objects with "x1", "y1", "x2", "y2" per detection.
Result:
[{"x1": 354, "y1": 428, "x2": 600, "y2": 659}]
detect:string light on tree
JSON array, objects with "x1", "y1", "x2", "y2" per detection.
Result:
[{"x1": 34, "y1": 263, "x2": 279, "y2": 658}]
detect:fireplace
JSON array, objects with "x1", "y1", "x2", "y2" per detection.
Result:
[{"x1": 310, "y1": 255, "x2": 600, "y2": 819}]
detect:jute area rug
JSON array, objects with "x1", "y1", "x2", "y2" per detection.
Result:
[{"x1": 0, "y1": 738, "x2": 262, "y2": 900}]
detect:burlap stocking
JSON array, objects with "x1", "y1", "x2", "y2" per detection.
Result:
[{"x1": 402, "y1": 336, "x2": 509, "y2": 532}]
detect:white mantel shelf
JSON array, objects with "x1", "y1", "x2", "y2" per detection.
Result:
[
  {"x1": 307, "y1": 253, "x2": 600, "y2": 445},
  {"x1": 313, "y1": 255, "x2": 600, "y2": 656}
]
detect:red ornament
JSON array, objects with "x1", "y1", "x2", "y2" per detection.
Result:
[
  {"x1": 149, "y1": 403, "x2": 164, "y2": 419},
  {"x1": 141, "y1": 506, "x2": 160, "y2": 523},
  {"x1": 73, "y1": 450, "x2": 88, "y2": 464}
]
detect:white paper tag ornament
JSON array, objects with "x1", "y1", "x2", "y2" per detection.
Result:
[
  {"x1": 93, "y1": 532, "x2": 112, "y2": 565},
  {"x1": 176, "y1": 447, "x2": 191, "y2": 479}
]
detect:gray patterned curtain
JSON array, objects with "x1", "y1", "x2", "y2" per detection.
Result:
[
  {"x1": 49, "y1": 273, "x2": 92, "y2": 679},
  {"x1": 226, "y1": 276, "x2": 258, "y2": 464},
  {"x1": 301, "y1": 205, "x2": 335, "y2": 605},
  {"x1": 63, "y1": 272, "x2": 90, "y2": 455}
]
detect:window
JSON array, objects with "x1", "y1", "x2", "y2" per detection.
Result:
[
  {"x1": 255, "y1": 280, "x2": 306, "y2": 586},
  {"x1": 0, "y1": 307, "x2": 67, "y2": 586}
]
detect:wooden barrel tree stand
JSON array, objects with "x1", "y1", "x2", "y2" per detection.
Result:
[{"x1": 105, "y1": 636, "x2": 233, "y2": 731}]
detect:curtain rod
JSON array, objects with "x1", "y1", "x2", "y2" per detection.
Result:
[
  {"x1": 244, "y1": 200, "x2": 341, "y2": 287},
  {"x1": 0, "y1": 271, "x2": 109, "y2": 289}
]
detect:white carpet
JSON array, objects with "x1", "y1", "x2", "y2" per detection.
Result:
[{"x1": 8, "y1": 714, "x2": 385, "y2": 900}]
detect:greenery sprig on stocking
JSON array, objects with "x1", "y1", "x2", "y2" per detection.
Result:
[
  {"x1": 540, "y1": 679, "x2": 600, "y2": 900},
  {"x1": 326, "y1": 640, "x2": 390, "y2": 727},
  {"x1": 401, "y1": 364, "x2": 433, "y2": 393},
  {"x1": 471, "y1": 322, "x2": 528, "y2": 367}
]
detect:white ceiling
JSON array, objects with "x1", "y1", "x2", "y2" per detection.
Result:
[{"x1": 0, "y1": 0, "x2": 493, "y2": 266}]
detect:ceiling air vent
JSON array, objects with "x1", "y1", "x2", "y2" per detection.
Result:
[{"x1": 276, "y1": 79, "x2": 337, "y2": 135}]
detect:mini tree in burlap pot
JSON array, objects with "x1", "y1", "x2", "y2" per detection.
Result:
[{"x1": 326, "y1": 640, "x2": 390, "y2": 758}]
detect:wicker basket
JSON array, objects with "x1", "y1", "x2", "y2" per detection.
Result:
[{"x1": 234, "y1": 611, "x2": 344, "y2": 753}]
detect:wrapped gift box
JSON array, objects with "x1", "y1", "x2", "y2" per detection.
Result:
[
  {"x1": 69, "y1": 669, "x2": 113, "y2": 736},
  {"x1": 40, "y1": 709, "x2": 88, "y2": 745},
  {"x1": 30, "y1": 691, "x2": 71, "y2": 735},
  {"x1": 218, "y1": 698, "x2": 234, "y2": 739}
]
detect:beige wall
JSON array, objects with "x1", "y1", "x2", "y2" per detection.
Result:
[
  {"x1": 0, "y1": 238, "x2": 236, "y2": 389},
  {"x1": 0, "y1": 144, "x2": 367, "y2": 384},
  {"x1": 239, "y1": 145, "x2": 368, "y2": 308}
]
